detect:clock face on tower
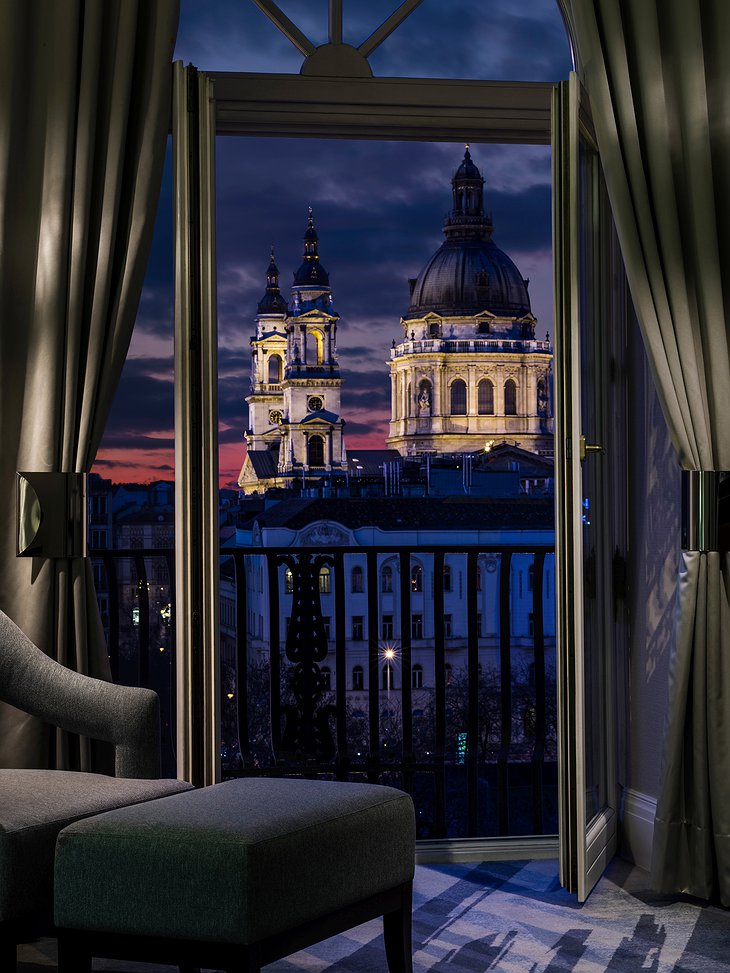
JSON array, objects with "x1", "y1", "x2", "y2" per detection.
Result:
[
  {"x1": 269, "y1": 409, "x2": 283, "y2": 424},
  {"x1": 308, "y1": 395, "x2": 323, "y2": 412}
]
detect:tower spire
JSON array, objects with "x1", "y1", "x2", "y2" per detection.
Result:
[
  {"x1": 444, "y1": 145, "x2": 492, "y2": 241},
  {"x1": 257, "y1": 247, "x2": 287, "y2": 314},
  {"x1": 293, "y1": 207, "x2": 330, "y2": 288}
]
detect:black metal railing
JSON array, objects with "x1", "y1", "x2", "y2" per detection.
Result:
[
  {"x1": 222, "y1": 544, "x2": 557, "y2": 841},
  {"x1": 91, "y1": 543, "x2": 557, "y2": 840}
]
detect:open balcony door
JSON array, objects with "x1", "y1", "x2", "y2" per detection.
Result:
[{"x1": 553, "y1": 72, "x2": 623, "y2": 901}]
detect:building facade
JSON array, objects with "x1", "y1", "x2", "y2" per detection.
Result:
[
  {"x1": 387, "y1": 148, "x2": 554, "y2": 457},
  {"x1": 239, "y1": 210, "x2": 347, "y2": 493}
]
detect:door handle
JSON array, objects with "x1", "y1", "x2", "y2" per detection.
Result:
[{"x1": 579, "y1": 435, "x2": 604, "y2": 461}]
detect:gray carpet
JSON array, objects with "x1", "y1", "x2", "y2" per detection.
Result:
[{"x1": 18, "y1": 858, "x2": 730, "y2": 972}]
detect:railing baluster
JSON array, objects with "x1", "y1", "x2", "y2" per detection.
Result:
[
  {"x1": 433, "y1": 551, "x2": 447, "y2": 838},
  {"x1": 366, "y1": 550, "x2": 379, "y2": 783},
  {"x1": 333, "y1": 550, "x2": 348, "y2": 779},
  {"x1": 532, "y1": 551, "x2": 546, "y2": 834},
  {"x1": 135, "y1": 555, "x2": 150, "y2": 689},
  {"x1": 233, "y1": 552, "x2": 250, "y2": 765},
  {"x1": 267, "y1": 554, "x2": 281, "y2": 761},
  {"x1": 466, "y1": 551, "x2": 479, "y2": 837},
  {"x1": 398, "y1": 551, "x2": 413, "y2": 797},
  {"x1": 498, "y1": 551, "x2": 513, "y2": 836}
]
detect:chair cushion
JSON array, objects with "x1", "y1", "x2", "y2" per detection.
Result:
[
  {"x1": 54, "y1": 777, "x2": 415, "y2": 944},
  {"x1": 0, "y1": 769, "x2": 193, "y2": 923}
]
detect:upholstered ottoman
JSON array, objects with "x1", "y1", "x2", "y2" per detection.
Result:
[{"x1": 54, "y1": 777, "x2": 415, "y2": 973}]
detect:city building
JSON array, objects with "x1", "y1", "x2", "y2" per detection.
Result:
[
  {"x1": 239, "y1": 211, "x2": 347, "y2": 493},
  {"x1": 387, "y1": 148, "x2": 554, "y2": 457}
]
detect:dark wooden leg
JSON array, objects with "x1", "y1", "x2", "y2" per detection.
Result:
[
  {"x1": 57, "y1": 931, "x2": 92, "y2": 973},
  {"x1": 241, "y1": 942, "x2": 262, "y2": 973},
  {"x1": 383, "y1": 882, "x2": 413, "y2": 973},
  {"x1": 0, "y1": 934, "x2": 16, "y2": 973}
]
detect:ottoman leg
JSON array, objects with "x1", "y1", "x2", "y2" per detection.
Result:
[
  {"x1": 383, "y1": 881, "x2": 413, "y2": 973},
  {"x1": 57, "y1": 931, "x2": 92, "y2": 973}
]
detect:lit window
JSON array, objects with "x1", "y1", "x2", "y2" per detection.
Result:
[
  {"x1": 284, "y1": 568, "x2": 293, "y2": 594},
  {"x1": 411, "y1": 565, "x2": 423, "y2": 592},
  {"x1": 319, "y1": 566, "x2": 331, "y2": 594}
]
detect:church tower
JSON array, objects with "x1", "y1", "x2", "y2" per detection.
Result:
[
  {"x1": 245, "y1": 249, "x2": 288, "y2": 453},
  {"x1": 239, "y1": 211, "x2": 347, "y2": 493},
  {"x1": 387, "y1": 147, "x2": 553, "y2": 457}
]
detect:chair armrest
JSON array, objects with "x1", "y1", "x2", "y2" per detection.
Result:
[{"x1": 0, "y1": 610, "x2": 160, "y2": 778}]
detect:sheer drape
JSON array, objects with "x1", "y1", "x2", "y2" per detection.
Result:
[
  {"x1": 562, "y1": 0, "x2": 730, "y2": 901},
  {"x1": 0, "y1": 0, "x2": 179, "y2": 769}
]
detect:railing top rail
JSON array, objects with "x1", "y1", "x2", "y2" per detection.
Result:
[{"x1": 90, "y1": 543, "x2": 556, "y2": 558}]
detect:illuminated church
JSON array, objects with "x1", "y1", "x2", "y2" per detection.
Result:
[
  {"x1": 238, "y1": 210, "x2": 347, "y2": 493},
  {"x1": 387, "y1": 147, "x2": 554, "y2": 457},
  {"x1": 239, "y1": 149, "x2": 553, "y2": 493}
]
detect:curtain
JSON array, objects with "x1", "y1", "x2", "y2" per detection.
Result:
[
  {"x1": 0, "y1": 1, "x2": 179, "y2": 769},
  {"x1": 561, "y1": 0, "x2": 730, "y2": 902}
]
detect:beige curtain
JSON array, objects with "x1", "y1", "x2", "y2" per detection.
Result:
[
  {"x1": 0, "y1": 1, "x2": 179, "y2": 769},
  {"x1": 561, "y1": 0, "x2": 730, "y2": 901}
]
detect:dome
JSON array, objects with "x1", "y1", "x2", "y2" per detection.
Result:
[
  {"x1": 405, "y1": 238, "x2": 531, "y2": 319},
  {"x1": 404, "y1": 147, "x2": 531, "y2": 320}
]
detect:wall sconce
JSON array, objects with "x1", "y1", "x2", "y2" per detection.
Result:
[
  {"x1": 681, "y1": 470, "x2": 730, "y2": 552},
  {"x1": 16, "y1": 472, "x2": 87, "y2": 558}
]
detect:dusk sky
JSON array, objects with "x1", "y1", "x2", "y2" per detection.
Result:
[{"x1": 92, "y1": 1, "x2": 572, "y2": 488}]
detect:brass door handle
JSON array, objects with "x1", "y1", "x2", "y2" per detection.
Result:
[{"x1": 579, "y1": 435, "x2": 604, "y2": 461}]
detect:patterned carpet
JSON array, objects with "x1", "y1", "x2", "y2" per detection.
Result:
[{"x1": 18, "y1": 858, "x2": 730, "y2": 972}]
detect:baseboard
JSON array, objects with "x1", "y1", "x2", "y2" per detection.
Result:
[
  {"x1": 620, "y1": 788, "x2": 657, "y2": 872},
  {"x1": 416, "y1": 835, "x2": 558, "y2": 864}
]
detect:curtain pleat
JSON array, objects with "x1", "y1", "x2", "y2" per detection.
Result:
[
  {"x1": 563, "y1": 0, "x2": 730, "y2": 902},
  {"x1": 0, "y1": 0, "x2": 179, "y2": 769}
]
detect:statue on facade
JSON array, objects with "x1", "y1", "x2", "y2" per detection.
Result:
[{"x1": 418, "y1": 385, "x2": 431, "y2": 416}]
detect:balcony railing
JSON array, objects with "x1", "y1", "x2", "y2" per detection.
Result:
[{"x1": 91, "y1": 541, "x2": 557, "y2": 842}]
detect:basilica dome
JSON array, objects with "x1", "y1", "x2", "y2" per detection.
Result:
[{"x1": 404, "y1": 147, "x2": 532, "y2": 321}]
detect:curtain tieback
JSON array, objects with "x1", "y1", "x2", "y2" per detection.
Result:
[
  {"x1": 16, "y1": 472, "x2": 87, "y2": 558},
  {"x1": 682, "y1": 470, "x2": 730, "y2": 552}
]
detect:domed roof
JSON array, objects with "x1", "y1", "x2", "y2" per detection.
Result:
[
  {"x1": 405, "y1": 238, "x2": 531, "y2": 319},
  {"x1": 404, "y1": 148, "x2": 531, "y2": 320}
]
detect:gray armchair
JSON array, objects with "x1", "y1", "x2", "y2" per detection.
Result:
[{"x1": 0, "y1": 609, "x2": 193, "y2": 971}]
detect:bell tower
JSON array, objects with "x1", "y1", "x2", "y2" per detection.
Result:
[
  {"x1": 245, "y1": 250, "x2": 288, "y2": 453},
  {"x1": 281, "y1": 208, "x2": 346, "y2": 473}
]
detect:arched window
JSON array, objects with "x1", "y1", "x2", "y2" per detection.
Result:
[
  {"x1": 428, "y1": 320, "x2": 440, "y2": 338},
  {"x1": 268, "y1": 354, "x2": 282, "y2": 383},
  {"x1": 308, "y1": 434, "x2": 325, "y2": 467},
  {"x1": 320, "y1": 666, "x2": 331, "y2": 691},
  {"x1": 478, "y1": 378, "x2": 494, "y2": 414},
  {"x1": 443, "y1": 564, "x2": 452, "y2": 592},
  {"x1": 411, "y1": 564, "x2": 423, "y2": 592},
  {"x1": 504, "y1": 378, "x2": 517, "y2": 415},
  {"x1": 284, "y1": 567, "x2": 293, "y2": 594},
  {"x1": 383, "y1": 663, "x2": 394, "y2": 691},
  {"x1": 381, "y1": 565, "x2": 393, "y2": 592},
  {"x1": 319, "y1": 565, "x2": 331, "y2": 594},
  {"x1": 352, "y1": 665, "x2": 364, "y2": 691},
  {"x1": 450, "y1": 378, "x2": 467, "y2": 415},
  {"x1": 351, "y1": 565, "x2": 364, "y2": 593},
  {"x1": 412, "y1": 664, "x2": 423, "y2": 689},
  {"x1": 537, "y1": 378, "x2": 548, "y2": 416}
]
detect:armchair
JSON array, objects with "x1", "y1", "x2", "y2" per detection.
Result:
[{"x1": 0, "y1": 609, "x2": 193, "y2": 971}]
